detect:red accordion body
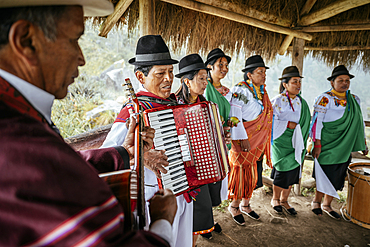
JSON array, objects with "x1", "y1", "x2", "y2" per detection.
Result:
[{"x1": 143, "y1": 101, "x2": 229, "y2": 196}]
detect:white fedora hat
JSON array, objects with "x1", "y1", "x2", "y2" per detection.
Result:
[{"x1": 0, "y1": 0, "x2": 114, "y2": 17}]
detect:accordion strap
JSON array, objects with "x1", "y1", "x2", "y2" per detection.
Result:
[{"x1": 137, "y1": 96, "x2": 178, "y2": 106}]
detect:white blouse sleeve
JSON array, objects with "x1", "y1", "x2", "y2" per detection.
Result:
[
  {"x1": 312, "y1": 94, "x2": 328, "y2": 140},
  {"x1": 229, "y1": 86, "x2": 249, "y2": 140}
]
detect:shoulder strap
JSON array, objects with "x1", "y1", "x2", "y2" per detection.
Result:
[{"x1": 137, "y1": 96, "x2": 178, "y2": 106}]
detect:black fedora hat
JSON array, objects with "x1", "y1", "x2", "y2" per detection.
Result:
[
  {"x1": 279, "y1": 66, "x2": 303, "y2": 80},
  {"x1": 175, "y1": 54, "x2": 210, "y2": 78},
  {"x1": 205, "y1": 48, "x2": 231, "y2": 65},
  {"x1": 129, "y1": 35, "x2": 178, "y2": 66},
  {"x1": 242, "y1": 55, "x2": 269, "y2": 72},
  {"x1": 327, "y1": 65, "x2": 354, "y2": 81}
]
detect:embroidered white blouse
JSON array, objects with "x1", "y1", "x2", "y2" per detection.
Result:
[
  {"x1": 229, "y1": 85, "x2": 263, "y2": 140},
  {"x1": 271, "y1": 94, "x2": 302, "y2": 140},
  {"x1": 311, "y1": 91, "x2": 363, "y2": 140}
]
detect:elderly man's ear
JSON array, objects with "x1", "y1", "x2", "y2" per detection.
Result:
[
  {"x1": 7, "y1": 20, "x2": 39, "y2": 66},
  {"x1": 135, "y1": 70, "x2": 145, "y2": 85}
]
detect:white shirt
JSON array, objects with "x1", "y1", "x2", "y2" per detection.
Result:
[
  {"x1": 311, "y1": 91, "x2": 363, "y2": 140},
  {"x1": 0, "y1": 69, "x2": 54, "y2": 124},
  {"x1": 271, "y1": 93, "x2": 302, "y2": 140},
  {"x1": 229, "y1": 83, "x2": 263, "y2": 140}
]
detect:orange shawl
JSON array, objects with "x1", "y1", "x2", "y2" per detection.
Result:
[{"x1": 228, "y1": 90, "x2": 273, "y2": 200}]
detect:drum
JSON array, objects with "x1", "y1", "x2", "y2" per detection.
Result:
[{"x1": 342, "y1": 162, "x2": 370, "y2": 229}]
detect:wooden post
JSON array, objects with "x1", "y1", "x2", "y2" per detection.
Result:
[
  {"x1": 139, "y1": 0, "x2": 156, "y2": 36},
  {"x1": 291, "y1": 37, "x2": 305, "y2": 196}
]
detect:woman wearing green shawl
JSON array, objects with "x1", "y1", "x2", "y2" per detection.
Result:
[
  {"x1": 310, "y1": 65, "x2": 368, "y2": 220},
  {"x1": 270, "y1": 66, "x2": 310, "y2": 216}
]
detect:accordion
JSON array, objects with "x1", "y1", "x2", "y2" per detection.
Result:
[{"x1": 143, "y1": 101, "x2": 229, "y2": 196}]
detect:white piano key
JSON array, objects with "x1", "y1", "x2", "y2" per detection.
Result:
[
  {"x1": 154, "y1": 125, "x2": 177, "y2": 133},
  {"x1": 148, "y1": 109, "x2": 173, "y2": 117},
  {"x1": 167, "y1": 153, "x2": 182, "y2": 161},
  {"x1": 150, "y1": 119, "x2": 175, "y2": 127},
  {"x1": 162, "y1": 176, "x2": 188, "y2": 187},
  {"x1": 154, "y1": 136, "x2": 179, "y2": 146},
  {"x1": 155, "y1": 130, "x2": 178, "y2": 138},
  {"x1": 165, "y1": 147, "x2": 181, "y2": 156},
  {"x1": 162, "y1": 171, "x2": 186, "y2": 182},
  {"x1": 156, "y1": 141, "x2": 180, "y2": 150},
  {"x1": 148, "y1": 112, "x2": 174, "y2": 121}
]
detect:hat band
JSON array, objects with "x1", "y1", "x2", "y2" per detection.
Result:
[
  {"x1": 331, "y1": 70, "x2": 350, "y2": 77},
  {"x1": 178, "y1": 63, "x2": 206, "y2": 74},
  {"x1": 281, "y1": 72, "x2": 301, "y2": 78},
  {"x1": 135, "y1": 52, "x2": 171, "y2": 62},
  {"x1": 244, "y1": 62, "x2": 266, "y2": 70}
]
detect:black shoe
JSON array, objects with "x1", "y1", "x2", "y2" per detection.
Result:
[
  {"x1": 311, "y1": 201, "x2": 322, "y2": 216},
  {"x1": 200, "y1": 232, "x2": 212, "y2": 240},
  {"x1": 213, "y1": 223, "x2": 222, "y2": 233},
  {"x1": 271, "y1": 199, "x2": 283, "y2": 213},
  {"x1": 240, "y1": 204, "x2": 260, "y2": 220},
  {"x1": 281, "y1": 201, "x2": 297, "y2": 216},
  {"x1": 228, "y1": 205, "x2": 245, "y2": 225},
  {"x1": 322, "y1": 205, "x2": 341, "y2": 220}
]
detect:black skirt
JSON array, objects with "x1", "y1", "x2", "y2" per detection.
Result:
[
  {"x1": 193, "y1": 181, "x2": 221, "y2": 233},
  {"x1": 312, "y1": 156, "x2": 351, "y2": 191},
  {"x1": 270, "y1": 165, "x2": 300, "y2": 189}
]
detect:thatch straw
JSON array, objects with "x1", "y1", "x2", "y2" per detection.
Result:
[{"x1": 92, "y1": 0, "x2": 370, "y2": 70}]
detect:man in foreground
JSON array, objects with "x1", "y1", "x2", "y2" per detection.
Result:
[{"x1": 0, "y1": 1, "x2": 176, "y2": 246}]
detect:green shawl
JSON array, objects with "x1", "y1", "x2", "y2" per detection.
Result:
[
  {"x1": 205, "y1": 80, "x2": 231, "y2": 149},
  {"x1": 272, "y1": 97, "x2": 311, "y2": 172},
  {"x1": 319, "y1": 90, "x2": 365, "y2": 165}
]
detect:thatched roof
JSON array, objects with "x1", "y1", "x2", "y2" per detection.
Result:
[{"x1": 93, "y1": 0, "x2": 370, "y2": 70}]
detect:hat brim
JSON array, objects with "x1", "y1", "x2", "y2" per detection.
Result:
[
  {"x1": 205, "y1": 55, "x2": 231, "y2": 66},
  {"x1": 175, "y1": 67, "x2": 210, "y2": 78},
  {"x1": 129, "y1": 58, "x2": 179, "y2": 66},
  {"x1": 242, "y1": 66, "x2": 269, "y2": 73},
  {"x1": 327, "y1": 73, "x2": 354, "y2": 81},
  {"x1": 0, "y1": 0, "x2": 114, "y2": 17},
  {"x1": 278, "y1": 75, "x2": 303, "y2": 80}
]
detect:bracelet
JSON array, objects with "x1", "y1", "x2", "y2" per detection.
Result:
[{"x1": 314, "y1": 145, "x2": 321, "y2": 148}]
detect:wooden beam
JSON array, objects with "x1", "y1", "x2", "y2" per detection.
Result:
[
  {"x1": 278, "y1": 36, "x2": 294, "y2": 55},
  {"x1": 288, "y1": 45, "x2": 370, "y2": 51},
  {"x1": 139, "y1": 0, "x2": 156, "y2": 36},
  {"x1": 193, "y1": 0, "x2": 291, "y2": 27},
  {"x1": 99, "y1": 0, "x2": 134, "y2": 37},
  {"x1": 160, "y1": 0, "x2": 313, "y2": 41},
  {"x1": 300, "y1": 0, "x2": 317, "y2": 16},
  {"x1": 300, "y1": 0, "x2": 370, "y2": 26},
  {"x1": 298, "y1": 23, "x2": 370, "y2": 32},
  {"x1": 278, "y1": 0, "x2": 317, "y2": 55}
]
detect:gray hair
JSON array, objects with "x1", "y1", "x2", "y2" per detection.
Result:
[{"x1": 0, "y1": 6, "x2": 68, "y2": 47}]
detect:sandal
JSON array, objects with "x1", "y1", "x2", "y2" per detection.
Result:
[
  {"x1": 280, "y1": 201, "x2": 297, "y2": 216},
  {"x1": 240, "y1": 204, "x2": 260, "y2": 220},
  {"x1": 321, "y1": 205, "x2": 341, "y2": 220},
  {"x1": 271, "y1": 199, "x2": 283, "y2": 213},
  {"x1": 228, "y1": 205, "x2": 245, "y2": 225},
  {"x1": 311, "y1": 201, "x2": 322, "y2": 216}
]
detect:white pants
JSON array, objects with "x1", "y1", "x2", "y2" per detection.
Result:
[{"x1": 144, "y1": 168, "x2": 193, "y2": 247}]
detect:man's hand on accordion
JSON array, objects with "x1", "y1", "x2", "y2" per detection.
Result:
[
  {"x1": 144, "y1": 150, "x2": 169, "y2": 179},
  {"x1": 122, "y1": 116, "x2": 156, "y2": 158}
]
